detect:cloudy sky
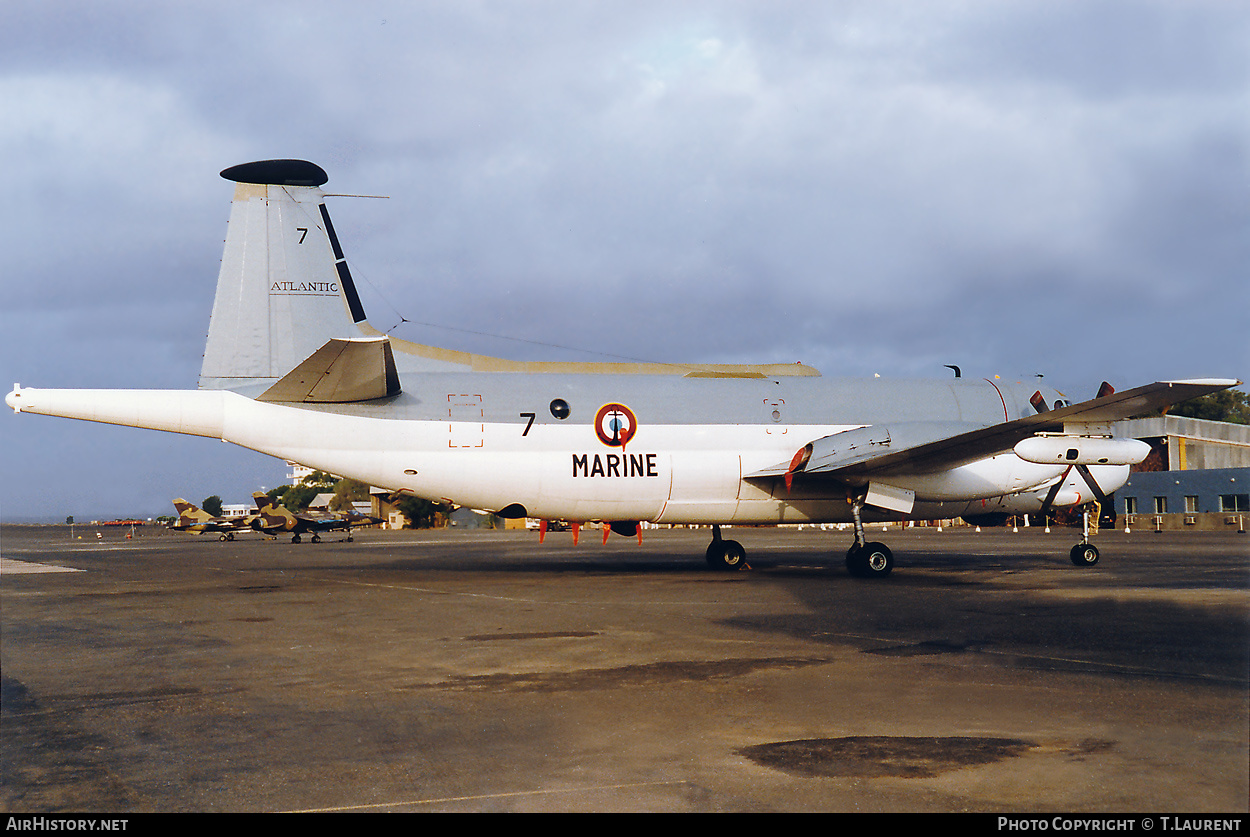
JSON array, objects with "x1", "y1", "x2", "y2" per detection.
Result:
[{"x1": 2, "y1": 1, "x2": 1246, "y2": 522}]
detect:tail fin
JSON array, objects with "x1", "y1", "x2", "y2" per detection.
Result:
[
  {"x1": 193, "y1": 159, "x2": 830, "y2": 384},
  {"x1": 199, "y1": 160, "x2": 369, "y2": 391},
  {"x1": 252, "y1": 490, "x2": 297, "y2": 530},
  {"x1": 172, "y1": 498, "x2": 213, "y2": 525}
]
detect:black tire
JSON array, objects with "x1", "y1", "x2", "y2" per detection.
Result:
[
  {"x1": 706, "y1": 539, "x2": 747, "y2": 570},
  {"x1": 846, "y1": 545, "x2": 865, "y2": 577},
  {"x1": 1070, "y1": 543, "x2": 1099, "y2": 566},
  {"x1": 847, "y1": 542, "x2": 893, "y2": 578}
]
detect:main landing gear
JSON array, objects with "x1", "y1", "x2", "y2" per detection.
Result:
[
  {"x1": 290, "y1": 531, "x2": 353, "y2": 544},
  {"x1": 702, "y1": 498, "x2": 1101, "y2": 577},
  {"x1": 702, "y1": 509, "x2": 893, "y2": 577},
  {"x1": 705, "y1": 525, "x2": 748, "y2": 571},
  {"x1": 845, "y1": 498, "x2": 893, "y2": 579}
]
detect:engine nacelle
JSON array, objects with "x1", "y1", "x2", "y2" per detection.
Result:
[
  {"x1": 793, "y1": 421, "x2": 983, "y2": 475},
  {"x1": 1013, "y1": 435, "x2": 1150, "y2": 466}
]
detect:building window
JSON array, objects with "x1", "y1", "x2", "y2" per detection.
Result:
[
  {"x1": 1184, "y1": 496, "x2": 1200, "y2": 514},
  {"x1": 1124, "y1": 497, "x2": 1137, "y2": 515},
  {"x1": 1153, "y1": 497, "x2": 1167, "y2": 514},
  {"x1": 1219, "y1": 494, "x2": 1249, "y2": 513}
]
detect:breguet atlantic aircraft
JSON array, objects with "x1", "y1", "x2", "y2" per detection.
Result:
[{"x1": 7, "y1": 160, "x2": 1239, "y2": 576}]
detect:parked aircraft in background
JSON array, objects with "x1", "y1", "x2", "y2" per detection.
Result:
[
  {"x1": 250, "y1": 492, "x2": 382, "y2": 543},
  {"x1": 170, "y1": 499, "x2": 253, "y2": 541},
  {"x1": 7, "y1": 160, "x2": 1239, "y2": 575}
]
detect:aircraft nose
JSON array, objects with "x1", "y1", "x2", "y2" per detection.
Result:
[{"x1": 7, "y1": 384, "x2": 23, "y2": 412}]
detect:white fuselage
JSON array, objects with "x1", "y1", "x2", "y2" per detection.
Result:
[{"x1": 6, "y1": 373, "x2": 1126, "y2": 525}]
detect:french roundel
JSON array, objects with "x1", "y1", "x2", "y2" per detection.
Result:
[{"x1": 595, "y1": 403, "x2": 637, "y2": 448}]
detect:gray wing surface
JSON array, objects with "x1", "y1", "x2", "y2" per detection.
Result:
[{"x1": 747, "y1": 378, "x2": 1240, "y2": 483}]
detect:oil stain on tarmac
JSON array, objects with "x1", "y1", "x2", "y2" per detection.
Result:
[{"x1": 736, "y1": 736, "x2": 1113, "y2": 779}]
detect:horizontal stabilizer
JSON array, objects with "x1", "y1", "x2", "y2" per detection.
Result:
[{"x1": 258, "y1": 337, "x2": 401, "y2": 403}]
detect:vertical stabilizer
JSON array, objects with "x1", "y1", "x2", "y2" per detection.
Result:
[{"x1": 199, "y1": 160, "x2": 368, "y2": 391}]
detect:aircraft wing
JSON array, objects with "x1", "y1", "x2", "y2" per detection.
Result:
[
  {"x1": 299, "y1": 515, "x2": 350, "y2": 532},
  {"x1": 175, "y1": 520, "x2": 251, "y2": 535},
  {"x1": 748, "y1": 378, "x2": 1240, "y2": 484}
]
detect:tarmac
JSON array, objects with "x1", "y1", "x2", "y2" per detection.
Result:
[{"x1": 1, "y1": 523, "x2": 1247, "y2": 813}]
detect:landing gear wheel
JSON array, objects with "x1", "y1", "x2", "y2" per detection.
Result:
[
  {"x1": 846, "y1": 542, "x2": 893, "y2": 578},
  {"x1": 292, "y1": 534, "x2": 301, "y2": 544},
  {"x1": 219, "y1": 534, "x2": 228, "y2": 541},
  {"x1": 706, "y1": 539, "x2": 747, "y2": 571},
  {"x1": 1070, "y1": 543, "x2": 1099, "y2": 566},
  {"x1": 845, "y1": 546, "x2": 861, "y2": 575},
  {"x1": 311, "y1": 534, "x2": 321, "y2": 544}
]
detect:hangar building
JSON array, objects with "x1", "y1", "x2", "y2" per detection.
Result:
[{"x1": 1112, "y1": 415, "x2": 1250, "y2": 531}]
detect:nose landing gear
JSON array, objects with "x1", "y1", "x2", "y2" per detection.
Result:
[
  {"x1": 1070, "y1": 542, "x2": 1100, "y2": 566},
  {"x1": 1069, "y1": 503, "x2": 1101, "y2": 566}
]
